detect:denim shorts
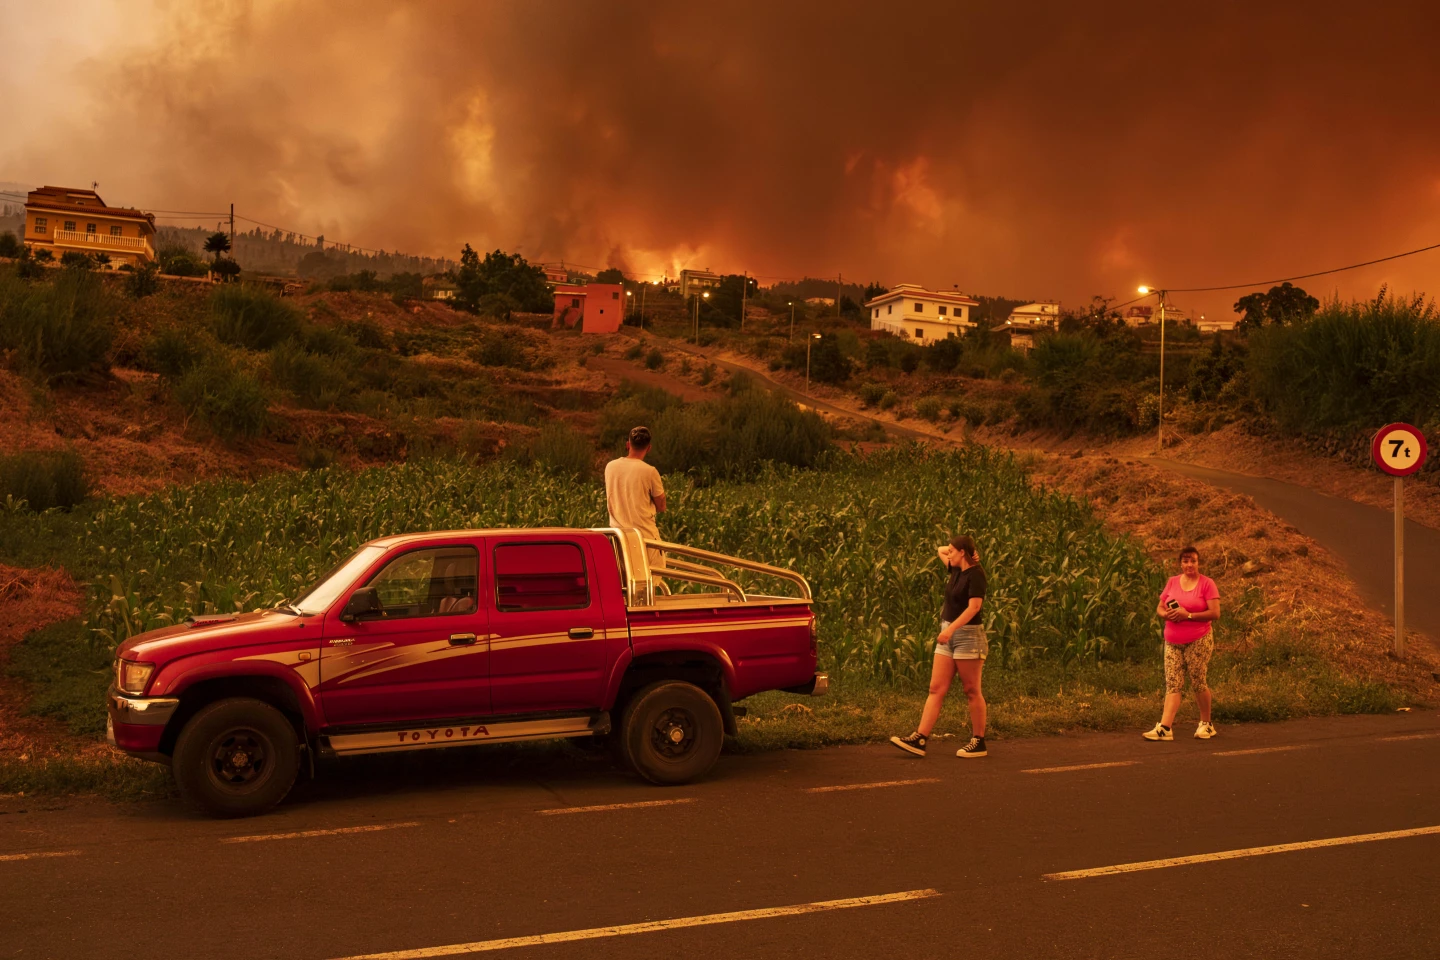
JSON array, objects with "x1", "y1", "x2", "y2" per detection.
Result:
[{"x1": 936, "y1": 621, "x2": 988, "y2": 660}]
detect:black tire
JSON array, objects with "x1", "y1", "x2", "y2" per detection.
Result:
[
  {"x1": 618, "y1": 681, "x2": 723, "y2": 785},
  {"x1": 173, "y1": 698, "x2": 300, "y2": 818}
]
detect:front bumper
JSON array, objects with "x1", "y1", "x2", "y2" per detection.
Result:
[{"x1": 106, "y1": 686, "x2": 180, "y2": 762}]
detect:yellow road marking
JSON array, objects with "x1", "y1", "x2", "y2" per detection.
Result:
[
  {"x1": 1044, "y1": 825, "x2": 1440, "y2": 881},
  {"x1": 537, "y1": 799, "x2": 696, "y2": 816},
  {"x1": 329, "y1": 888, "x2": 941, "y2": 959},
  {"x1": 0, "y1": 850, "x2": 81, "y2": 863},
  {"x1": 1379, "y1": 732, "x2": 1440, "y2": 742},
  {"x1": 1215, "y1": 745, "x2": 1312, "y2": 757},
  {"x1": 221, "y1": 822, "x2": 420, "y2": 844},
  {"x1": 1023, "y1": 761, "x2": 1139, "y2": 775},
  {"x1": 805, "y1": 778, "x2": 940, "y2": 793}
]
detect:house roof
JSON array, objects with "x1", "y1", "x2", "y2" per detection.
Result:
[
  {"x1": 26, "y1": 186, "x2": 156, "y2": 227},
  {"x1": 865, "y1": 284, "x2": 979, "y2": 309}
]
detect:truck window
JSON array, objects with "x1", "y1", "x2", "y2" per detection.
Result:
[
  {"x1": 365, "y1": 546, "x2": 478, "y2": 619},
  {"x1": 495, "y1": 542, "x2": 589, "y2": 612}
]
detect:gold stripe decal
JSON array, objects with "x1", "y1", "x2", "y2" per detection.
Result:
[{"x1": 329, "y1": 716, "x2": 598, "y2": 756}]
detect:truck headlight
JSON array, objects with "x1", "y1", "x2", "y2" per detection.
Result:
[{"x1": 116, "y1": 660, "x2": 155, "y2": 695}]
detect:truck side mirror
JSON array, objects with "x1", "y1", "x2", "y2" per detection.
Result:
[{"x1": 340, "y1": 586, "x2": 382, "y2": 622}]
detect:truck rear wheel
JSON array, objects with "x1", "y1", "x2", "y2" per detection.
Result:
[
  {"x1": 618, "y1": 681, "x2": 723, "y2": 785},
  {"x1": 173, "y1": 698, "x2": 299, "y2": 818}
]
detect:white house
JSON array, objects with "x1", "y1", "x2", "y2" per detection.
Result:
[
  {"x1": 865, "y1": 283, "x2": 979, "y2": 343},
  {"x1": 1005, "y1": 301, "x2": 1060, "y2": 328},
  {"x1": 679, "y1": 268, "x2": 722, "y2": 298},
  {"x1": 1195, "y1": 316, "x2": 1238, "y2": 334}
]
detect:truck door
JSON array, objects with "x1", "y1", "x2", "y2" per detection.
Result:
[
  {"x1": 487, "y1": 537, "x2": 609, "y2": 714},
  {"x1": 318, "y1": 544, "x2": 490, "y2": 726}
]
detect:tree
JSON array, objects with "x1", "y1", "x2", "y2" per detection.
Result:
[
  {"x1": 127, "y1": 262, "x2": 160, "y2": 298},
  {"x1": 0, "y1": 231, "x2": 22, "y2": 258},
  {"x1": 595, "y1": 267, "x2": 627, "y2": 284},
  {"x1": 93, "y1": 252, "x2": 112, "y2": 268},
  {"x1": 1233, "y1": 282, "x2": 1319, "y2": 332},
  {"x1": 211, "y1": 258, "x2": 242, "y2": 282},
  {"x1": 203, "y1": 232, "x2": 232, "y2": 263},
  {"x1": 453, "y1": 244, "x2": 552, "y2": 314},
  {"x1": 863, "y1": 282, "x2": 888, "y2": 302},
  {"x1": 60, "y1": 250, "x2": 93, "y2": 269}
]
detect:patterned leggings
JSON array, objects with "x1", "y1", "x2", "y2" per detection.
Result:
[{"x1": 1164, "y1": 634, "x2": 1213, "y2": 694}]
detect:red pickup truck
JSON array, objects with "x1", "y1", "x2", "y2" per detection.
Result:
[{"x1": 107, "y1": 528, "x2": 825, "y2": 817}]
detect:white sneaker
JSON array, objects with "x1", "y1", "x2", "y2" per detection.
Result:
[
  {"x1": 1195, "y1": 721, "x2": 1217, "y2": 740},
  {"x1": 1142, "y1": 723, "x2": 1173, "y2": 741}
]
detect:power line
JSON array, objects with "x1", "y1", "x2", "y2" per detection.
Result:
[{"x1": 1163, "y1": 240, "x2": 1440, "y2": 294}]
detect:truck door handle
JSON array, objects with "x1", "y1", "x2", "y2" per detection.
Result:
[
  {"x1": 568, "y1": 627, "x2": 594, "y2": 639},
  {"x1": 449, "y1": 633, "x2": 478, "y2": 646}
]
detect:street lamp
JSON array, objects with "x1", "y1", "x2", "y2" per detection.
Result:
[
  {"x1": 625, "y1": 289, "x2": 633, "y2": 323},
  {"x1": 788, "y1": 301, "x2": 795, "y2": 342},
  {"x1": 805, "y1": 332, "x2": 822, "y2": 394},
  {"x1": 694, "y1": 290, "x2": 709, "y2": 344},
  {"x1": 1139, "y1": 285, "x2": 1168, "y2": 455},
  {"x1": 639, "y1": 280, "x2": 656, "y2": 331}
]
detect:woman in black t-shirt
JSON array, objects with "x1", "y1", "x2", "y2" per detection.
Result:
[{"x1": 890, "y1": 534, "x2": 990, "y2": 758}]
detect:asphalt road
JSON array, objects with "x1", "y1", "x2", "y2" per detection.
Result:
[
  {"x1": 1150, "y1": 459, "x2": 1440, "y2": 644},
  {"x1": 4, "y1": 712, "x2": 1439, "y2": 959}
]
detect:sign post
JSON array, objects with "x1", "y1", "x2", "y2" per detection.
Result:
[{"x1": 1371, "y1": 423, "x2": 1429, "y2": 657}]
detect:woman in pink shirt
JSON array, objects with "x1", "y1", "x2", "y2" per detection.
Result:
[{"x1": 1143, "y1": 545, "x2": 1221, "y2": 741}]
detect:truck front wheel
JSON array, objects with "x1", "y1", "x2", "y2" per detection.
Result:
[
  {"x1": 619, "y1": 681, "x2": 723, "y2": 785},
  {"x1": 173, "y1": 698, "x2": 300, "y2": 818}
]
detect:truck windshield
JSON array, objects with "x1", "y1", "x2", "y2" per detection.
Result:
[{"x1": 292, "y1": 545, "x2": 387, "y2": 615}]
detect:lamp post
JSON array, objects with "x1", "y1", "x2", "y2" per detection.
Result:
[
  {"x1": 788, "y1": 301, "x2": 795, "y2": 342},
  {"x1": 805, "y1": 332, "x2": 822, "y2": 395},
  {"x1": 625, "y1": 289, "x2": 633, "y2": 323},
  {"x1": 693, "y1": 290, "x2": 709, "y2": 344},
  {"x1": 1138, "y1": 285, "x2": 1168, "y2": 454}
]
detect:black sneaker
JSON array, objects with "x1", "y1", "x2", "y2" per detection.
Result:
[
  {"x1": 956, "y1": 736, "x2": 987, "y2": 758},
  {"x1": 890, "y1": 732, "x2": 927, "y2": 757}
]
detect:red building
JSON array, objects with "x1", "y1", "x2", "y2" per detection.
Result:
[{"x1": 553, "y1": 283, "x2": 624, "y2": 334}]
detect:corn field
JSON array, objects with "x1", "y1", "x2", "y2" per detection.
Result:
[{"x1": 83, "y1": 446, "x2": 1165, "y2": 684}]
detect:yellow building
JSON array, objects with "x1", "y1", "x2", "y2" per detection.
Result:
[{"x1": 23, "y1": 186, "x2": 157, "y2": 267}]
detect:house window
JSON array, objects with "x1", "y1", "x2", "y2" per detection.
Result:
[
  {"x1": 64, "y1": 221, "x2": 76, "y2": 232},
  {"x1": 110, "y1": 225, "x2": 122, "y2": 237},
  {"x1": 887, "y1": 305, "x2": 893, "y2": 315},
  {"x1": 914, "y1": 303, "x2": 923, "y2": 313},
  {"x1": 86, "y1": 223, "x2": 97, "y2": 234},
  {"x1": 873, "y1": 308, "x2": 878, "y2": 319},
  {"x1": 612, "y1": 291, "x2": 619, "y2": 300},
  {"x1": 33, "y1": 218, "x2": 47, "y2": 234},
  {"x1": 915, "y1": 328, "x2": 924, "y2": 338},
  {"x1": 571, "y1": 298, "x2": 581, "y2": 308},
  {"x1": 938, "y1": 305, "x2": 947, "y2": 316}
]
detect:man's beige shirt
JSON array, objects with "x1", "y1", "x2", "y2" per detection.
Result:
[{"x1": 605, "y1": 456, "x2": 664, "y2": 539}]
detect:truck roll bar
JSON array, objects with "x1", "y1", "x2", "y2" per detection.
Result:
[{"x1": 596, "y1": 528, "x2": 812, "y2": 608}]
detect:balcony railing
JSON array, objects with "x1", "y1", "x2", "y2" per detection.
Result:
[{"x1": 51, "y1": 230, "x2": 152, "y2": 253}]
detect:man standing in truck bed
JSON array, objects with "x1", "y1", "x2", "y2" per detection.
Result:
[{"x1": 605, "y1": 426, "x2": 666, "y2": 566}]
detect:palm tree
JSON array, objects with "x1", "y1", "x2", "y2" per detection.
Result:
[{"x1": 203, "y1": 231, "x2": 232, "y2": 263}]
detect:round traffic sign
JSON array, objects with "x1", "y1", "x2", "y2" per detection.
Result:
[{"x1": 1371, "y1": 423, "x2": 1428, "y2": 477}]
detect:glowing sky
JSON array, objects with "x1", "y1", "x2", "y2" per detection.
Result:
[{"x1": 4, "y1": 0, "x2": 1439, "y2": 319}]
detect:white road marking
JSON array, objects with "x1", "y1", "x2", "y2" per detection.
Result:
[
  {"x1": 1044, "y1": 824, "x2": 1440, "y2": 881},
  {"x1": 1215, "y1": 745, "x2": 1312, "y2": 757},
  {"x1": 1023, "y1": 761, "x2": 1139, "y2": 775},
  {"x1": 0, "y1": 850, "x2": 81, "y2": 863},
  {"x1": 537, "y1": 799, "x2": 696, "y2": 816},
  {"x1": 329, "y1": 888, "x2": 941, "y2": 959},
  {"x1": 805, "y1": 778, "x2": 940, "y2": 794},
  {"x1": 220, "y1": 822, "x2": 420, "y2": 844},
  {"x1": 1379, "y1": 732, "x2": 1440, "y2": 742}
]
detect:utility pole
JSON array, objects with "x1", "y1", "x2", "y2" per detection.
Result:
[
  {"x1": 836, "y1": 272, "x2": 843, "y2": 317},
  {"x1": 1156, "y1": 291, "x2": 1167, "y2": 455},
  {"x1": 740, "y1": 271, "x2": 747, "y2": 333},
  {"x1": 229, "y1": 203, "x2": 235, "y2": 245}
]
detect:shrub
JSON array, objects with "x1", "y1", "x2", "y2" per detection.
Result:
[
  {"x1": 510, "y1": 421, "x2": 595, "y2": 478},
  {"x1": 624, "y1": 343, "x2": 644, "y2": 361},
  {"x1": 208, "y1": 284, "x2": 303, "y2": 350},
  {"x1": 857, "y1": 382, "x2": 886, "y2": 407},
  {"x1": 126, "y1": 263, "x2": 160, "y2": 298},
  {"x1": 173, "y1": 357, "x2": 269, "y2": 438},
  {"x1": 470, "y1": 330, "x2": 529, "y2": 368},
  {"x1": 0, "y1": 448, "x2": 88, "y2": 511},
  {"x1": 59, "y1": 251, "x2": 93, "y2": 269},
  {"x1": 270, "y1": 339, "x2": 351, "y2": 409},
  {"x1": 0, "y1": 231, "x2": 22, "y2": 258},
  {"x1": 157, "y1": 245, "x2": 208, "y2": 277},
  {"x1": 915, "y1": 396, "x2": 943, "y2": 421},
  {"x1": 646, "y1": 389, "x2": 832, "y2": 480},
  {"x1": 1247, "y1": 292, "x2": 1440, "y2": 433},
  {"x1": 0, "y1": 266, "x2": 114, "y2": 378},
  {"x1": 145, "y1": 325, "x2": 213, "y2": 378},
  {"x1": 699, "y1": 363, "x2": 715, "y2": 386},
  {"x1": 341, "y1": 317, "x2": 388, "y2": 349},
  {"x1": 645, "y1": 347, "x2": 665, "y2": 370},
  {"x1": 878, "y1": 390, "x2": 898, "y2": 410}
]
